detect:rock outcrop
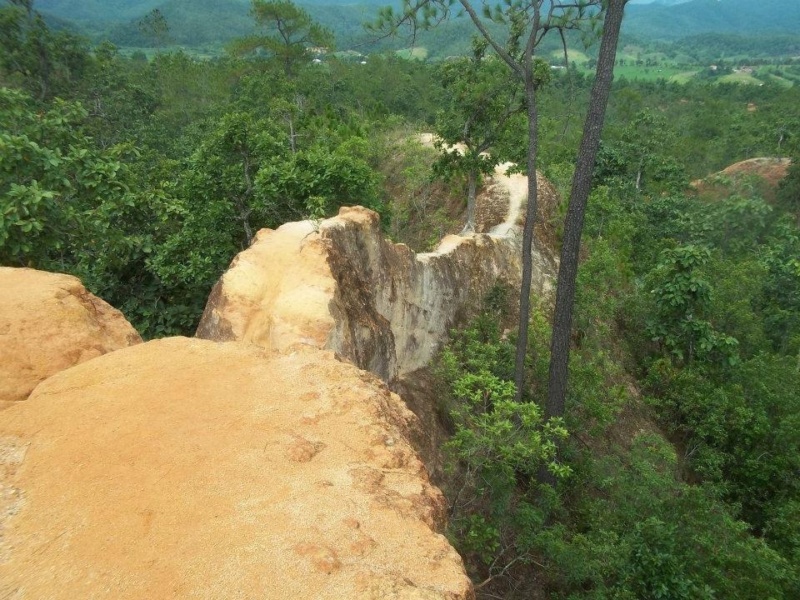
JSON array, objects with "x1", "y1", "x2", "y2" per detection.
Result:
[
  {"x1": 0, "y1": 267, "x2": 142, "y2": 404},
  {"x1": 197, "y1": 202, "x2": 556, "y2": 385},
  {"x1": 1, "y1": 151, "x2": 559, "y2": 599},
  {"x1": 0, "y1": 337, "x2": 473, "y2": 599},
  {"x1": 691, "y1": 157, "x2": 792, "y2": 202},
  {"x1": 717, "y1": 157, "x2": 791, "y2": 188}
]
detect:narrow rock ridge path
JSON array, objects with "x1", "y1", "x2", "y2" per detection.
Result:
[
  {"x1": 415, "y1": 134, "x2": 528, "y2": 242},
  {"x1": 197, "y1": 133, "x2": 559, "y2": 385},
  {"x1": 488, "y1": 161, "x2": 528, "y2": 237}
]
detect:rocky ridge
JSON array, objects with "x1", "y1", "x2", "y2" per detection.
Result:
[
  {"x1": 0, "y1": 158, "x2": 558, "y2": 599},
  {"x1": 1, "y1": 338, "x2": 471, "y2": 599},
  {"x1": 196, "y1": 167, "x2": 559, "y2": 385}
]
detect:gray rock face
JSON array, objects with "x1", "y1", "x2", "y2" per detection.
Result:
[{"x1": 324, "y1": 208, "x2": 522, "y2": 381}]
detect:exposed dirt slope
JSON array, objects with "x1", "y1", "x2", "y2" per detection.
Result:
[
  {"x1": 0, "y1": 338, "x2": 473, "y2": 599},
  {"x1": 691, "y1": 157, "x2": 791, "y2": 202}
]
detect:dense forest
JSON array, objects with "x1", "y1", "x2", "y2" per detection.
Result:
[{"x1": 2, "y1": 0, "x2": 799, "y2": 598}]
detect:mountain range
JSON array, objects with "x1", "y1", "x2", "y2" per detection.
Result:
[
  {"x1": 625, "y1": 0, "x2": 800, "y2": 39},
  {"x1": 31, "y1": 0, "x2": 800, "y2": 48}
]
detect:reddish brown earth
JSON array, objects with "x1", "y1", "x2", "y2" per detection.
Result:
[
  {"x1": 718, "y1": 157, "x2": 791, "y2": 189},
  {"x1": 691, "y1": 157, "x2": 791, "y2": 202}
]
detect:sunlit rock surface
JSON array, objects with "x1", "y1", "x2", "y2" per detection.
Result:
[
  {"x1": 197, "y1": 200, "x2": 556, "y2": 384},
  {"x1": 0, "y1": 338, "x2": 473, "y2": 599},
  {"x1": 0, "y1": 267, "x2": 141, "y2": 404}
]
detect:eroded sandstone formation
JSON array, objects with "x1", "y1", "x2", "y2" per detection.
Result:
[
  {"x1": 1, "y1": 159, "x2": 559, "y2": 598},
  {"x1": 0, "y1": 337, "x2": 473, "y2": 599},
  {"x1": 197, "y1": 203, "x2": 556, "y2": 385},
  {"x1": 0, "y1": 267, "x2": 142, "y2": 404}
]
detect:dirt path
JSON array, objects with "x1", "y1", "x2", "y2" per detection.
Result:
[
  {"x1": 488, "y1": 162, "x2": 527, "y2": 237},
  {"x1": 416, "y1": 134, "x2": 527, "y2": 240}
]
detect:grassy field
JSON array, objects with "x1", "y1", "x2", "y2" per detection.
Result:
[
  {"x1": 764, "y1": 73, "x2": 794, "y2": 88},
  {"x1": 396, "y1": 47, "x2": 428, "y2": 61},
  {"x1": 118, "y1": 46, "x2": 226, "y2": 60},
  {"x1": 112, "y1": 43, "x2": 795, "y2": 90},
  {"x1": 670, "y1": 70, "x2": 701, "y2": 84},
  {"x1": 550, "y1": 48, "x2": 591, "y2": 65},
  {"x1": 598, "y1": 65, "x2": 691, "y2": 81},
  {"x1": 718, "y1": 71, "x2": 764, "y2": 85}
]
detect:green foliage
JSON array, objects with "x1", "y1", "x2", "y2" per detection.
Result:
[
  {"x1": 558, "y1": 435, "x2": 790, "y2": 600},
  {"x1": 431, "y1": 42, "x2": 526, "y2": 230},
  {"x1": 439, "y1": 290, "x2": 793, "y2": 597},
  {"x1": 80, "y1": 42, "x2": 158, "y2": 148},
  {"x1": 230, "y1": 0, "x2": 333, "y2": 76},
  {"x1": 702, "y1": 193, "x2": 774, "y2": 255},
  {"x1": 143, "y1": 51, "x2": 233, "y2": 152},
  {"x1": 704, "y1": 256, "x2": 771, "y2": 357},
  {"x1": 776, "y1": 157, "x2": 800, "y2": 217},
  {"x1": 142, "y1": 106, "x2": 382, "y2": 316},
  {"x1": 0, "y1": 87, "x2": 130, "y2": 269},
  {"x1": 0, "y1": 0, "x2": 89, "y2": 101},
  {"x1": 432, "y1": 41, "x2": 524, "y2": 165},
  {"x1": 137, "y1": 8, "x2": 170, "y2": 48},
  {"x1": 0, "y1": 85, "x2": 200, "y2": 337},
  {"x1": 256, "y1": 138, "x2": 382, "y2": 223},
  {"x1": 645, "y1": 245, "x2": 739, "y2": 365},
  {"x1": 616, "y1": 119, "x2": 800, "y2": 597},
  {"x1": 375, "y1": 129, "x2": 465, "y2": 250},
  {"x1": 438, "y1": 295, "x2": 570, "y2": 574},
  {"x1": 596, "y1": 109, "x2": 686, "y2": 194},
  {"x1": 758, "y1": 219, "x2": 800, "y2": 354},
  {"x1": 644, "y1": 355, "x2": 800, "y2": 580}
]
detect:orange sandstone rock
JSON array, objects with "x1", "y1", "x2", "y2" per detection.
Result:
[
  {"x1": 0, "y1": 337, "x2": 473, "y2": 600},
  {"x1": 0, "y1": 267, "x2": 141, "y2": 403}
]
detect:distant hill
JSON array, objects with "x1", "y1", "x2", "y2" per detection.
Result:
[
  {"x1": 31, "y1": 0, "x2": 800, "y2": 51},
  {"x1": 36, "y1": 0, "x2": 166, "y2": 23},
  {"x1": 34, "y1": 0, "x2": 379, "y2": 48},
  {"x1": 624, "y1": 0, "x2": 800, "y2": 39},
  {"x1": 104, "y1": 0, "x2": 254, "y2": 47}
]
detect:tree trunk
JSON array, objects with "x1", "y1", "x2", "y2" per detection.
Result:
[
  {"x1": 545, "y1": 0, "x2": 628, "y2": 424},
  {"x1": 635, "y1": 161, "x2": 643, "y2": 191},
  {"x1": 513, "y1": 72, "x2": 540, "y2": 402},
  {"x1": 288, "y1": 115, "x2": 297, "y2": 154},
  {"x1": 462, "y1": 169, "x2": 478, "y2": 234},
  {"x1": 239, "y1": 150, "x2": 255, "y2": 246}
]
